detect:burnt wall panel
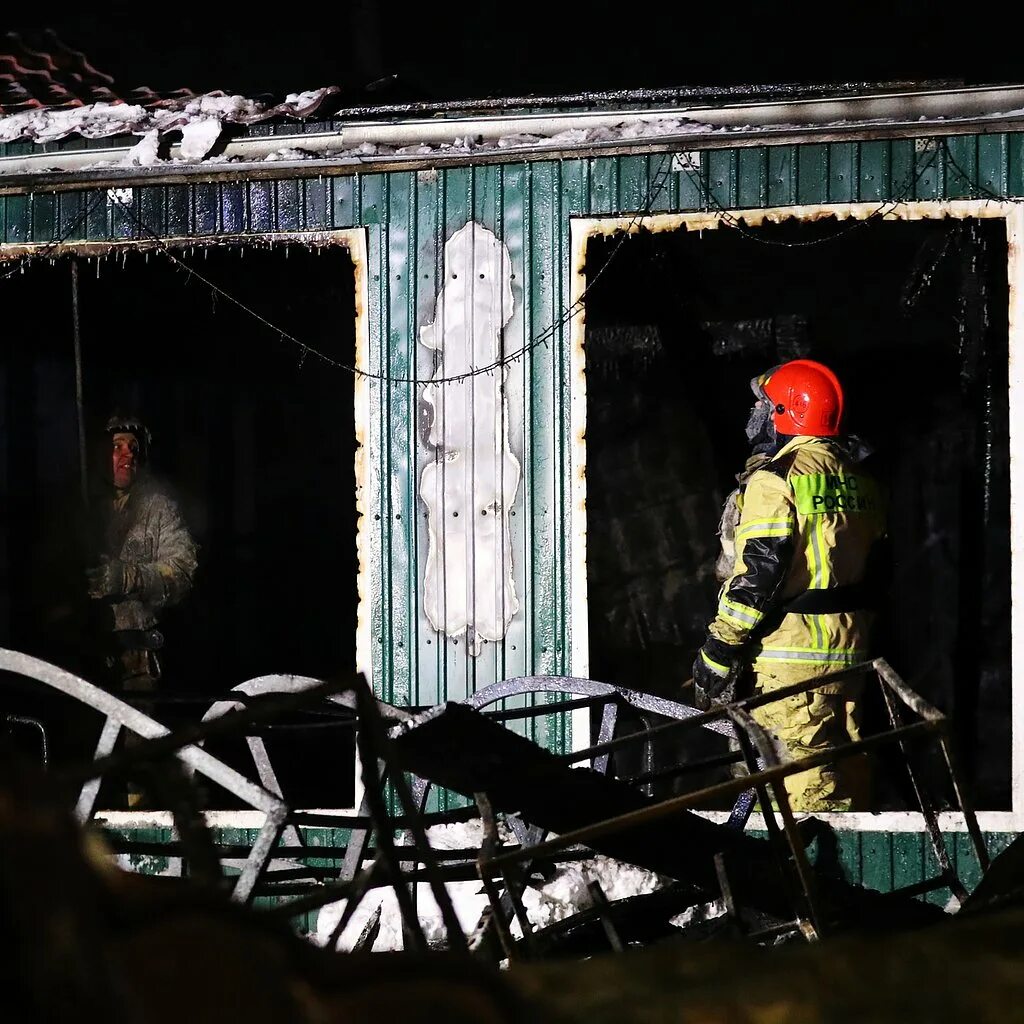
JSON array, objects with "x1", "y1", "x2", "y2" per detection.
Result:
[
  {"x1": 859, "y1": 140, "x2": 889, "y2": 202},
  {"x1": 677, "y1": 153, "x2": 705, "y2": 210},
  {"x1": 890, "y1": 139, "x2": 915, "y2": 200},
  {"x1": 247, "y1": 180, "x2": 274, "y2": 234},
  {"x1": 796, "y1": 145, "x2": 827, "y2": 206},
  {"x1": 946, "y1": 135, "x2": 978, "y2": 199},
  {"x1": 303, "y1": 177, "x2": 330, "y2": 231},
  {"x1": 30, "y1": 192, "x2": 56, "y2": 244},
  {"x1": 767, "y1": 145, "x2": 797, "y2": 207},
  {"x1": 707, "y1": 149, "x2": 736, "y2": 210},
  {"x1": 915, "y1": 140, "x2": 943, "y2": 200},
  {"x1": 274, "y1": 179, "x2": 301, "y2": 232},
  {"x1": 138, "y1": 186, "x2": 166, "y2": 237},
  {"x1": 978, "y1": 135, "x2": 1009, "y2": 198},
  {"x1": 220, "y1": 182, "x2": 244, "y2": 235},
  {"x1": 617, "y1": 155, "x2": 650, "y2": 213},
  {"x1": 164, "y1": 184, "x2": 189, "y2": 237},
  {"x1": 332, "y1": 175, "x2": 359, "y2": 230},
  {"x1": 590, "y1": 157, "x2": 619, "y2": 216},
  {"x1": 737, "y1": 147, "x2": 767, "y2": 209},
  {"x1": 828, "y1": 142, "x2": 857, "y2": 204},
  {"x1": 383, "y1": 171, "x2": 415, "y2": 713}
]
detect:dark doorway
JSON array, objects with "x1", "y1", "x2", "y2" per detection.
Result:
[
  {"x1": 0, "y1": 242, "x2": 359, "y2": 808},
  {"x1": 583, "y1": 215, "x2": 1010, "y2": 810}
]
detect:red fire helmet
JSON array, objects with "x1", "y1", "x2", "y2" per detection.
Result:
[{"x1": 760, "y1": 359, "x2": 844, "y2": 437}]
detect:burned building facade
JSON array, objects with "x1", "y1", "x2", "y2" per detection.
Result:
[{"x1": 0, "y1": 69, "x2": 1022, "y2": 903}]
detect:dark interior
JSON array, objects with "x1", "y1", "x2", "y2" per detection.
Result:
[
  {"x1": 583, "y1": 215, "x2": 1011, "y2": 810},
  {"x1": 0, "y1": 243, "x2": 359, "y2": 808}
]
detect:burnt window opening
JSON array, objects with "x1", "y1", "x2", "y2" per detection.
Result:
[
  {"x1": 583, "y1": 215, "x2": 1011, "y2": 811},
  {"x1": 0, "y1": 243, "x2": 359, "y2": 810}
]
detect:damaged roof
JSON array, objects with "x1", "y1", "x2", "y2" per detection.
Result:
[
  {"x1": 3, "y1": 30, "x2": 1024, "y2": 185},
  {"x1": 0, "y1": 30, "x2": 343, "y2": 131}
]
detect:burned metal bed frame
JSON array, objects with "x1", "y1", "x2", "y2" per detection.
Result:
[{"x1": 0, "y1": 647, "x2": 991, "y2": 959}]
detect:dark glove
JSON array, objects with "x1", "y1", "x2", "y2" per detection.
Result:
[
  {"x1": 86, "y1": 559, "x2": 131, "y2": 599},
  {"x1": 692, "y1": 637, "x2": 744, "y2": 711}
]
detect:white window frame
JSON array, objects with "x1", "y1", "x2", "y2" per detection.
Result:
[
  {"x1": 0, "y1": 227, "x2": 372, "y2": 829},
  {"x1": 568, "y1": 201, "x2": 1024, "y2": 833}
]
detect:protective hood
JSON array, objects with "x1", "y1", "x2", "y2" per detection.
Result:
[{"x1": 745, "y1": 366, "x2": 781, "y2": 454}]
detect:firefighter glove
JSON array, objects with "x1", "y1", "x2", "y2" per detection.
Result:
[
  {"x1": 692, "y1": 638, "x2": 744, "y2": 710},
  {"x1": 86, "y1": 559, "x2": 138, "y2": 600}
]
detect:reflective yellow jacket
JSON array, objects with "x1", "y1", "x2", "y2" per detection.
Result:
[{"x1": 707, "y1": 435, "x2": 886, "y2": 691}]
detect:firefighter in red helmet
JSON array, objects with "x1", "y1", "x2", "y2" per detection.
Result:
[{"x1": 693, "y1": 359, "x2": 887, "y2": 811}]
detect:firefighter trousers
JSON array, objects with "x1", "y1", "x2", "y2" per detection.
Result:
[{"x1": 751, "y1": 673, "x2": 870, "y2": 812}]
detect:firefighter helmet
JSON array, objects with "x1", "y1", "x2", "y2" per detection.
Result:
[
  {"x1": 105, "y1": 413, "x2": 152, "y2": 464},
  {"x1": 760, "y1": 360, "x2": 843, "y2": 437}
]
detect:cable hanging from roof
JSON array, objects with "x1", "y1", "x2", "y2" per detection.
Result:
[
  {"x1": 100, "y1": 155, "x2": 675, "y2": 386},
  {"x1": 675, "y1": 140, "x2": 950, "y2": 248}
]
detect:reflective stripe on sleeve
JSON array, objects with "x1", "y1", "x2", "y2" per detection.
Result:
[
  {"x1": 717, "y1": 595, "x2": 764, "y2": 629},
  {"x1": 736, "y1": 517, "x2": 795, "y2": 541},
  {"x1": 700, "y1": 649, "x2": 730, "y2": 676}
]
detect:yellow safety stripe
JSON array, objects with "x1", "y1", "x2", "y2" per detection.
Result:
[
  {"x1": 737, "y1": 517, "x2": 795, "y2": 540},
  {"x1": 753, "y1": 646, "x2": 865, "y2": 665},
  {"x1": 816, "y1": 516, "x2": 832, "y2": 588},
  {"x1": 718, "y1": 595, "x2": 764, "y2": 628},
  {"x1": 700, "y1": 649, "x2": 730, "y2": 676}
]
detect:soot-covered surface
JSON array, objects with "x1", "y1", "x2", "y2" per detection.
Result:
[
  {"x1": 0, "y1": 244, "x2": 358, "y2": 806},
  {"x1": 583, "y1": 215, "x2": 1010, "y2": 809}
]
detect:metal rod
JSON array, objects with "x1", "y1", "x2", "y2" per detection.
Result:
[
  {"x1": 327, "y1": 853, "x2": 385, "y2": 950},
  {"x1": 588, "y1": 879, "x2": 625, "y2": 953},
  {"x1": 937, "y1": 735, "x2": 991, "y2": 873},
  {"x1": 560, "y1": 663, "x2": 874, "y2": 765},
  {"x1": 729, "y1": 707, "x2": 823, "y2": 938},
  {"x1": 879, "y1": 683, "x2": 966, "y2": 903},
  {"x1": 323, "y1": 80, "x2": 954, "y2": 121},
  {"x1": 481, "y1": 721, "x2": 940, "y2": 873},
  {"x1": 70, "y1": 259, "x2": 87, "y2": 505}
]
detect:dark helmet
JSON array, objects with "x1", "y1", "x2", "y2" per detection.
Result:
[{"x1": 105, "y1": 413, "x2": 152, "y2": 465}]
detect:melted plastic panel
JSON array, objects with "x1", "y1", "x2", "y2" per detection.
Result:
[{"x1": 419, "y1": 222, "x2": 521, "y2": 654}]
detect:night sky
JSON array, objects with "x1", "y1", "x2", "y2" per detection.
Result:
[{"x1": 11, "y1": 4, "x2": 1024, "y2": 104}]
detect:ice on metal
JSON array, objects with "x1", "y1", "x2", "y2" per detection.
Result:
[{"x1": 419, "y1": 222, "x2": 520, "y2": 655}]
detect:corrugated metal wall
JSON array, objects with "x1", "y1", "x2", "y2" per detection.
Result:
[{"x1": 1, "y1": 133, "x2": 1020, "y2": 753}]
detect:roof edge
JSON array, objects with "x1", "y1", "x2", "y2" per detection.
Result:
[{"x1": 3, "y1": 84, "x2": 1024, "y2": 191}]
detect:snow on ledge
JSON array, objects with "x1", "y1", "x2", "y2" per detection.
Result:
[{"x1": 0, "y1": 88, "x2": 338, "y2": 146}]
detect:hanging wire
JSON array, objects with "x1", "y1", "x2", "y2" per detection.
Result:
[
  {"x1": 101, "y1": 158, "x2": 675, "y2": 387},
  {"x1": 677, "y1": 141, "x2": 946, "y2": 248},
  {"x1": 939, "y1": 138, "x2": 1009, "y2": 204}
]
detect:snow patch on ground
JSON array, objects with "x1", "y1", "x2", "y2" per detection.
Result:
[{"x1": 312, "y1": 820, "x2": 667, "y2": 952}]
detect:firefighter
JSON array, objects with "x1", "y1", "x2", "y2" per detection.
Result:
[
  {"x1": 692, "y1": 360, "x2": 886, "y2": 811},
  {"x1": 85, "y1": 415, "x2": 198, "y2": 697}
]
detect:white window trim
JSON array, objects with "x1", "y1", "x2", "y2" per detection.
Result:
[
  {"x1": 0, "y1": 227, "x2": 371, "y2": 826},
  {"x1": 568, "y1": 201, "x2": 1024, "y2": 833}
]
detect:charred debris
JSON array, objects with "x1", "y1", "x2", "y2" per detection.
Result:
[{"x1": 2, "y1": 649, "x2": 1020, "y2": 995}]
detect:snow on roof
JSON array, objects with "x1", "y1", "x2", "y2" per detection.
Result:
[{"x1": 0, "y1": 89, "x2": 340, "y2": 146}]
